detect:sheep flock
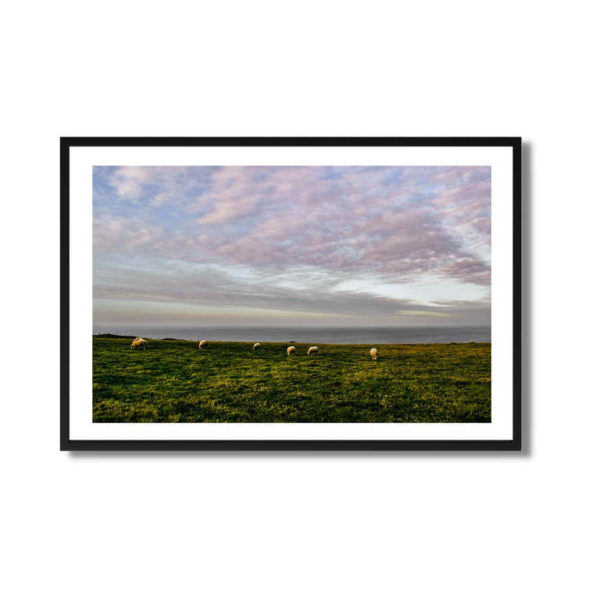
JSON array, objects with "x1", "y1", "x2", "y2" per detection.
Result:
[{"x1": 130, "y1": 338, "x2": 380, "y2": 360}]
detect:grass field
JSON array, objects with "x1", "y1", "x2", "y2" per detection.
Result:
[{"x1": 92, "y1": 336, "x2": 491, "y2": 423}]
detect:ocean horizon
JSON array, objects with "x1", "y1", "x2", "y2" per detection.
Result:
[{"x1": 94, "y1": 325, "x2": 491, "y2": 344}]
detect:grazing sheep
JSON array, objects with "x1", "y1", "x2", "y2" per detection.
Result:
[
  {"x1": 287, "y1": 346, "x2": 296, "y2": 356},
  {"x1": 370, "y1": 347, "x2": 378, "y2": 360},
  {"x1": 130, "y1": 337, "x2": 147, "y2": 350},
  {"x1": 199, "y1": 340, "x2": 208, "y2": 348},
  {"x1": 307, "y1": 346, "x2": 319, "y2": 356},
  {"x1": 252, "y1": 342, "x2": 261, "y2": 351}
]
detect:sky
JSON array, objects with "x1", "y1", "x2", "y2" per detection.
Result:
[{"x1": 93, "y1": 165, "x2": 491, "y2": 330}]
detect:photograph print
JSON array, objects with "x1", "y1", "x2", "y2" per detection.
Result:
[{"x1": 62, "y1": 138, "x2": 520, "y2": 450}]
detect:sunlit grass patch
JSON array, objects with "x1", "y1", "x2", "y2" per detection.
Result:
[{"x1": 93, "y1": 337, "x2": 491, "y2": 423}]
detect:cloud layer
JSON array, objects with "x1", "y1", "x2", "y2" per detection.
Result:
[{"x1": 93, "y1": 165, "x2": 491, "y2": 327}]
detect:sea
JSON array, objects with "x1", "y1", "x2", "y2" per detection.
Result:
[{"x1": 97, "y1": 325, "x2": 491, "y2": 344}]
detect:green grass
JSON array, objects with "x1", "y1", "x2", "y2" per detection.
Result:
[{"x1": 92, "y1": 337, "x2": 491, "y2": 423}]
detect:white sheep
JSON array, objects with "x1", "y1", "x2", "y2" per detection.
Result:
[
  {"x1": 287, "y1": 346, "x2": 296, "y2": 356},
  {"x1": 370, "y1": 347, "x2": 378, "y2": 360},
  {"x1": 199, "y1": 340, "x2": 208, "y2": 348},
  {"x1": 252, "y1": 342, "x2": 261, "y2": 351},
  {"x1": 307, "y1": 346, "x2": 319, "y2": 356},
  {"x1": 130, "y1": 337, "x2": 147, "y2": 350}
]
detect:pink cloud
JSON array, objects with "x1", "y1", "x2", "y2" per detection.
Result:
[{"x1": 96, "y1": 166, "x2": 491, "y2": 286}]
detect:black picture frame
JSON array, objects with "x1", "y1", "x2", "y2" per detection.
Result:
[{"x1": 61, "y1": 137, "x2": 521, "y2": 451}]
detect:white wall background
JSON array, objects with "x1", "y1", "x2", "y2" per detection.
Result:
[{"x1": 1, "y1": 1, "x2": 598, "y2": 599}]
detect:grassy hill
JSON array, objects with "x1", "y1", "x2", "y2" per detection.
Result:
[{"x1": 93, "y1": 337, "x2": 491, "y2": 423}]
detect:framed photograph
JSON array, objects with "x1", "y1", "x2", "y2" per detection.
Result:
[{"x1": 61, "y1": 137, "x2": 521, "y2": 450}]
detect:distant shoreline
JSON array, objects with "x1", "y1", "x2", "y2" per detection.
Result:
[
  {"x1": 93, "y1": 334, "x2": 490, "y2": 346},
  {"x1": 93, "y1": 324, "x2": 491, "y2": 344}
]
